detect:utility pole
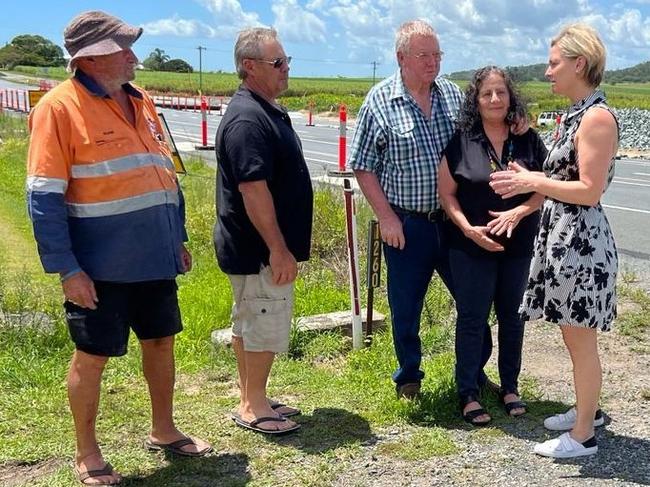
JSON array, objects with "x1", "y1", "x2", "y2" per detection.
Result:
[
  {"x1": 197, "y1": 46, "x2": 206, "y2": 94},
  {"x1": 371, "y1": 61, "x2": 378, "y2": 85}
]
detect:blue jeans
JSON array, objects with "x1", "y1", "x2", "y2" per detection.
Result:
[
  {"x1": 449, "y1": 248, "x2": 531, "y2": 399},
  {"x1": 384, "y1": 213, "x2": 453, "y2": 386}
]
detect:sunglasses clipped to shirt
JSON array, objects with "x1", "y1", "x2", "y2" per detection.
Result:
[{"x1": 254, "y1": 56, "x2": 292, "y2": 69}]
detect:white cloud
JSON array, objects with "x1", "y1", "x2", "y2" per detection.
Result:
[
  {"x1": 145, "y1": 0, "x2": 265, "y2": 40},
  {"x1": 142, "y1": 17, "x2": 216, "y2": 37},
  {"x1": 198, "y1": 0, "x2": 262, "y2": 27},
  {"x1": 272, "y1": 0, "x2": 327, "y2": 43},
  {"x1": 140, "y1": 0, "x2": 650, "y2": 74}
]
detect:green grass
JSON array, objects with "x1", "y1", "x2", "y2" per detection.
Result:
[
  {"x1": 9, "y1": 66, "x2": 650, "y2": 116},
  {"x1": 0, "y1": 113, "x2": 461, "y2": 486},
  {"x1": 617, "y1": 283, "x2": 650, "y2": 339},
  {"x1": 376, "y1": 427, "x2": 459, "y2": 460}
]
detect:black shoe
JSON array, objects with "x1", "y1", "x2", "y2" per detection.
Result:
[
  {"x1": 460, "y1": 395, "x2": 491, "y2": 426},
  {"x1": 396, "y1": 382, "x2": 421, "y2": 399},
  {"x1": 499, "y1": 389, "x2": 527, "y2": 417}
]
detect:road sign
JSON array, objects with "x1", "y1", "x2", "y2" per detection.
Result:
[
  {"x1": 28, "y1": 90, "x2": 46, "y2": 109},
  {"x1": 158, "y1": 112, "x2": 186, "y2": 174}
]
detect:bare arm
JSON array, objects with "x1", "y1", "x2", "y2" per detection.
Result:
[
  {"x1": 353, "y1": 169, "x2": 405, "y2": 249},
  {"x1": 438, "y1": 157, "x2": 504, "y2": 252},
  {"x1": 491, "y1": 108, "x2": 617, "y2": 206},
  {"x1": 239, "y1": 180, "x2": 296, "y2": 285}
]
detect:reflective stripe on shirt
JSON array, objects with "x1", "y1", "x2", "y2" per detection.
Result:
[
  {"x1": 66, "y1": 189, "x2": 180, "y2": 217},
  {"x1": 71, "y1": 153, "x2": 174, "y2": 178},
  {"x1": 26, "y1": 176, "x2": 68, "y2": 194}
]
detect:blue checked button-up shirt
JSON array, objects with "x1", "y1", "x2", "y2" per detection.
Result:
[{"x1": 349, "y1": 71, "x2": 463, "y2": 212}]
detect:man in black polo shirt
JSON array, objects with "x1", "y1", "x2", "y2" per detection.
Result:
[{"x1": 214, "y1": 27, "x2": 313, "y2": 434}]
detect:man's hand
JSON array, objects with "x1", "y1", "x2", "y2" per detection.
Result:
[
  {"x1": 269, "y1": 247, "x2": 298, "y2": 285},
  {"x1": 463, "y1": 226, "x2": 505, "y2": 252},
  {"x1": 379, "y1": 211, "x2": 405, "y2": 249},
  {"x1": 62, "y1": 271, "x2": 98, "y2": 309},
  {"x1": 180, "y1": 244, "x2": 192, "y2": 273}
]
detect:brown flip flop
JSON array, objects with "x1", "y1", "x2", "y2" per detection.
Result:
[
  {"x1": 270, "y1": 402, "x2": 301, "y2": 417},
  {"x1": 231, "y1": 412, "x2": 300, "y2": 435},
  {"x1": 74, "y1": 462, "x2": 120, "y2": 486},
  {"x1": 144, "y1": 437, "x2": 213, "y2": 457}
]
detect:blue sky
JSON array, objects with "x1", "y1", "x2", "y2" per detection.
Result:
[{"x1": 2, "y1": 0, "x2": 649, "y2": 78}]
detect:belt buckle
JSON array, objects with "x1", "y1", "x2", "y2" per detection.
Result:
[{"x1": 426, "y1": 209, "x2": 438, "y2": 222}]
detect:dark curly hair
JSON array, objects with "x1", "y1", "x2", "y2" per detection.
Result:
[{"x1": 457, "y1": 66, "x2": 527, "y2": 133}]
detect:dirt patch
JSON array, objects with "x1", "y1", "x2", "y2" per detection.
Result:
[
  {"x1": 334, "y1": 289, "x2": 650, "y2": 486},
  {"x1": 0, "y1": 459, "x2": 66, "y2": 487}
]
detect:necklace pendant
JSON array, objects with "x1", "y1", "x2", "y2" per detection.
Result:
[{"x1": 490, "y1": 160, "x2": 497, "y2": 172}]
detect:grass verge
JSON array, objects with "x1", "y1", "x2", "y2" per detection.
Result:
[{"x1": 0, "y1": 114, "x2": 461, "y2": 486}]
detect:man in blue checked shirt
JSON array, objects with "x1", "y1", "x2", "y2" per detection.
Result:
[{"x1": 349, "y1": 19, "x2": 525, "y2": 399}]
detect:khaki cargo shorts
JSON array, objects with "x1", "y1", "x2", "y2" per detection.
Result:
[{"x1": 228, "y1": 265, "x2": 294, "y2": 353}]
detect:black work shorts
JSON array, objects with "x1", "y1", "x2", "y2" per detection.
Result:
[{"x1": 63, "y1": 279, "x2": 183, "y2": 357}]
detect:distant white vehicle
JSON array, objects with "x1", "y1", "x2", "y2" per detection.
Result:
[{"x1": 537, "y1": 111, "x2": 562, "y2": 128}]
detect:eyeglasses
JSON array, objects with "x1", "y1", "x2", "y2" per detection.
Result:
[
  {"x1": 254, "y1": 56, "x2": 292, "y2": 69},
  {"x1": 411, "y1": 51, "x2": 444, "y2": 61}
]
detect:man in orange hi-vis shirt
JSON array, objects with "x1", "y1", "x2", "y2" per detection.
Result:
[{"x1": 27, "y1": 11, "x2": 211, "y2": 485}]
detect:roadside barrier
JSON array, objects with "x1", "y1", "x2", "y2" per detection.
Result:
[
  {"x1": 306, "y1": 100, "x2": 315, "y2": 127},
  {"x1": 0, "y1": 89, "x2": 30, "y2": 113},
  {"x1": 194, "y1": 96, "x2": 215, "y2": 151},
  {"x1": 153, "y1": 95, "x2": 223, "y2": 113}
]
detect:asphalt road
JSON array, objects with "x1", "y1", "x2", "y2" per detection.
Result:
[{"x1": 161, "y1": 107, "x2": 650, "y2": 283}]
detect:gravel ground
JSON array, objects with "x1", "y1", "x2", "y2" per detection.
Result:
[{"x1": 332, "y1": 320, "x2": 650, "y2": 486}]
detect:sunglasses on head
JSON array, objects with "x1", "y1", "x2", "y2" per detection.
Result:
[{"x1": 254, "y1": 56, "x2": 292, "y2": 69}]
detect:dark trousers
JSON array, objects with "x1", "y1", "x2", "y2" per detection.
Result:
[
  {"x1": 384, "y1": 213, "x2": 453, "y2": 386},
  {"x1": 449, "y1": 248, "x2": 531, "y2": 399}
]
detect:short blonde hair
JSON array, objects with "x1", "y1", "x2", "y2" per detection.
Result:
[
  {"x1": 395, "y1": 20, "x2": 437, "y2": 54},
  {"x1": 551, "y1": 23, "x2": 606, "y2": 87}
]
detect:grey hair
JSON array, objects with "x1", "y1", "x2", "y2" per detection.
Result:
[
  {"x1": 234, "y1": 27, "x2": 278, "y2": 80},
  {"x1": 395, "y1": 20, "x2": 437, "y2": 54}
]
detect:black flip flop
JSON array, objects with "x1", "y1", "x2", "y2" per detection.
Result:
[
  {"x1": 231, "y1": 412, "x2": 300, "y2": 435},
  {"x1": 144, "y1": 437, "x2": 213, "y2": 457}
]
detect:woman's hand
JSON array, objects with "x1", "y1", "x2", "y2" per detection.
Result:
[
  {"x1": 463, "y1": 225, "x2": 505, "y2": 252},
  {"x1": 487, "y1": 207, "x2": 524, "y2": 238},
  {"x1": 490, "y1": 161, "x2": 544, "y2": 198}
]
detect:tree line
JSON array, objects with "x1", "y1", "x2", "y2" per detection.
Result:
[
  {"x1": 0, "y1": 34, "x2": 192, "y2": 73},
  {"x1": 448, "y1": 61, "x2": 650, "y2": 84}
]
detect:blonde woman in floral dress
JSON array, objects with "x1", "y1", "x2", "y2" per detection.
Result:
[{"x1": 490, "y1": 23, "x2": 618, "y2": 458}]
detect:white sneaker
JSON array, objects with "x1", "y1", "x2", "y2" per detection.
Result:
[
  {"x1": 534, "y1": 432, "x2": 598, "y2": 458},
  {"x1": 543, "y1": 407, "x2": 605, "y2": 431}
]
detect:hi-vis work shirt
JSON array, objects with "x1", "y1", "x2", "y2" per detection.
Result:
[{"x1": 27, "y1": 71, "x2": 188, "y2": 282}]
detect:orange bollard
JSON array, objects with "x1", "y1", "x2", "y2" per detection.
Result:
[
  {"x1": 339, "y1": 104, "x2": 347, "y2": 172},
  {"x1": 306, "y1": 101, "x2": 315, "y2": 127},
  {"x1": 194, "y1": 96, "x2": 215, "y2": 150}
]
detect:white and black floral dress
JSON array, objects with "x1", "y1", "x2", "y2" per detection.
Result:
[{"x1": 520, "y1": 90, "x2": 618, "y2": 331}]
